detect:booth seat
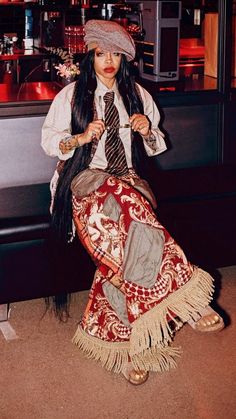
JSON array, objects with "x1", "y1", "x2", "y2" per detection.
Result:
[{"x1": 0, "y1": 183, "x2": 95, "y2": 312}]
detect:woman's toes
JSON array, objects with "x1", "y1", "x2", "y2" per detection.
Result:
[{"x1": 188, "y1": 305, "x2": 224, "y2": 332}]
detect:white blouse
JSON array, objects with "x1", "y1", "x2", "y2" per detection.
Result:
[{"x1": 41, "y1": 78, "x2": 167, "y2": 168}]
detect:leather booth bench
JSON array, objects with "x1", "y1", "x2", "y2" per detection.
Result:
[
  {"x1": 0, "y1": 183, "x2": 95, "y2": 312},
  {"x1": 1, "y1": 165, "x2": 236, "y2": 319}
]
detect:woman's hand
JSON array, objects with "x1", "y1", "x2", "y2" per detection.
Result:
[
  {"x1": 79, "y1": 119, "x2": 105, "y2": 145},
  {"x1": 129, "y1": 114, "x2": 150, "y2": 138},
  {"x1": 59, "y1": 119, "x2": 105, "y2": 154}
]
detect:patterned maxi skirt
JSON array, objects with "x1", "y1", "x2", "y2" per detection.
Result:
[{"x1": 71, "y1": 169, "x2": 214, "y2": 373}]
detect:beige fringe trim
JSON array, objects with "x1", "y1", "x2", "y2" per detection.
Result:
[
  {"x1": 131, "y1": 345, "x2": 182, "y2": 372},
  {"x1": 130, "y1": 267, "x2": 214, "y2": 358},
  {"x1": 72, "y1": 267, "x2": 214, "y2": 373},
  {"x1": 72, "y1": 324, "x2": 181, "y2": 373},
  {"x1": 72, "y1": 326, "x2": 130, "y2": 374}
]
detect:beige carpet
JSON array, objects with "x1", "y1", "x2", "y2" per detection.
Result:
[{"x1": 0, "y1": 266, "x2": 235, "y2": 419}]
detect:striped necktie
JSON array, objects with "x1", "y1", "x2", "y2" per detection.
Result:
[{"x1": 104, "y1": 91, "x2": 128, "y2": 176}]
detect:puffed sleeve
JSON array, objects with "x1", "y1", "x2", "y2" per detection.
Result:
[
  {"x1": 136, "y1": 83, "x2": 167, "y2": 156},
  {"x1": 41, "y1": 82, "x2": 76, "y2": 161}
]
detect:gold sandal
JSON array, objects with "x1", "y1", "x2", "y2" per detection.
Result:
[
  {"x1": 122, "y1": 363, "x2": 149, "y2": 385},
  {"x1": 188, "y1": 306, "x2": 224, "y2": 333}
]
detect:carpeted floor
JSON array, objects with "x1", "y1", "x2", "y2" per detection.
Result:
[{"x1": 0, "y1": 266, "x2": 235, "y2": 419}]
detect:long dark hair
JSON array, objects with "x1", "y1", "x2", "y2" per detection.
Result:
[{"x1": 51, "y1": 50, "x2": 144, "y2": 243}]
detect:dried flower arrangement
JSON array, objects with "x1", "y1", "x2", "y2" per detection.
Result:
[{"x1": 45, "y1": 47, "x2": 80, "y2": 81}]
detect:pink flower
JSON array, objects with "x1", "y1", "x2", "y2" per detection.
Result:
[{"x1": 54, "y1": 62, "x2": 80, "y2": 80}]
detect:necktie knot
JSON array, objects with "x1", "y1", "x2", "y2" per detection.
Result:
[{"x1": 104, "y1": 91, "x2": 115, "y2": 105}]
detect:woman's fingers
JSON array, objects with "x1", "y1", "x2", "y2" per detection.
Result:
[
  {"x1": 129, "y1": 114, "x2": 150, "y2": 136},
  {"x1": 59, "y1": 119, "x2": 106, "y2": 152},
  {"x1": 86, "y1": 119, "x2": 105, "y2": 141}
]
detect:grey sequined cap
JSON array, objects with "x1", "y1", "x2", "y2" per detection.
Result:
[{"x1": 84, "y1": 19, "x2": 136, "y2": 62}]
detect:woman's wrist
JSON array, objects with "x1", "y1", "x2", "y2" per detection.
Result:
[
  {"x1": 74, "y1": 133, "x2": 82, "y2": 147},
  {"x1": 141, "y1": 129, "x2": 151, "y2": 140},
  {"x1": 70, "y1": 133, "x2": 84, "y2": 148},
  {"x1": 59, "y1": 133, "x2": 83, "y2": 154}
]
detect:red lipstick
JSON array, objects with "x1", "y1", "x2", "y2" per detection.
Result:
[{"x1": 104, "y1": 67, "x2": 115, "y2": 73}]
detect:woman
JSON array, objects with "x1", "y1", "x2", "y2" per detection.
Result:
[{"x1": 41, "y1": 20, "x2": 224, "y2": 385}]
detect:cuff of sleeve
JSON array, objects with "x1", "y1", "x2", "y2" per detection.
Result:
[
  {"x1": 142, "y1": 131, "x2": 160, "y2": 152},
  {"x1": 58, "y1": 149, "x2": 75, "y2": 160},
  {"x1": 142, "y1": 130, "x2": 167, "y2": 156},
  {"x1": 58, "y1": 134, "x2": 75, "y2": 160}
]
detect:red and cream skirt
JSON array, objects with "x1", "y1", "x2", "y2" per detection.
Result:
[{"x1": 71, "y1": 169, "x2": 214, "y2": 373}]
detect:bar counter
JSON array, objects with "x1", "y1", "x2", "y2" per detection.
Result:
[
  {"x1": 0, "y1": 72, "x2": 219, "y2": 118},
  {"x1": 0, "y1": 81, "x2": 62, "y2": 117},
  {"x1": 0, "y1": 81, "x2": 61, "y2": 102}
]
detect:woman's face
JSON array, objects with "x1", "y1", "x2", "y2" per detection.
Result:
[{"x1": 94, "y1": 48, "x2": 122, "y2": 88}]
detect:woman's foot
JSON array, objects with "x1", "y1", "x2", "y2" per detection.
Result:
[
  {"x1": 188, "y1": 306, "x2": 224, "y2": 332},
  {"x1": 122, "y1": 363, "x2": 149, "y2": 385}
]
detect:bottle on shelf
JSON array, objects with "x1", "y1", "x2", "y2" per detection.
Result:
[
  {"x1": 81, "y1": 0, "x2": 90, "y2": 8},
  {"x1": 24, "y1": 8, "x2": 34, "y2": 50}
]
